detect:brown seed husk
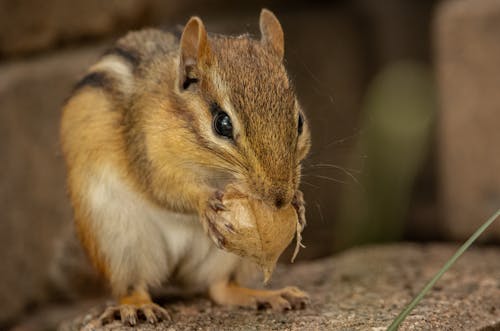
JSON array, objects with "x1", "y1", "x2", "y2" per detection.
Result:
[{"x1": 219, "y1": 186, "x2": 302, "y2": 282}]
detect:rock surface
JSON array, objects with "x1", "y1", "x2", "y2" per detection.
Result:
[
  {"x1": 0, "y1": 0, "x2": 219, "y2": 57},
  {"x1": 0, "y1": 45, "x2": 103, "y2": 323},
  {"x1": 21, "y1": 244, "x2": 498, "y2": 331},
  {"x1": 435, "y1": 0, "x2": 500, "y2": 240},
  {"x1": 0, "y1": 0, "x2": 143, "y2": 56}
]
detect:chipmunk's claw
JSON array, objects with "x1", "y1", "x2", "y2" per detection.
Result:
[
  {"x1": 206, "y1": 216, "x2": 227, "y2": 249},
  {"x1": 278, "y1": 286, "x2": 310, "y2": 309},
  {"x1": 209, "y1": 192, "x2": 227, "y2": 211},
  {"x1": 202, "y1": 190, "x2": 230, "y2": 249}
]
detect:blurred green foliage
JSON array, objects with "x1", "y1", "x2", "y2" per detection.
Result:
[{"x1": 335, "y1": 61, "x2": 436, "y2": 250}]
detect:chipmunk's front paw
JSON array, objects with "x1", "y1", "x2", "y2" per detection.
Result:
[
  {"x1": 200, "y1": 190, "x2": 235, "y2": 249},
  {"x1": 83, "y1": 303, "x2": 170, "y2": 330}
]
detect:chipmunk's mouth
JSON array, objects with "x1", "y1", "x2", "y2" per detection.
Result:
[{"x1": 226, "y1": 175, "x2": 295, "y2": 210}]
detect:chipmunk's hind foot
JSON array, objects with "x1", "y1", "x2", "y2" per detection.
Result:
[
  {"x1": 99, "y1": 302, "x2": 170, "y2": 325},
  {"x1": 82, "y1": 303, "x2": 171, "y2": 331},
  {"x1": 210, "y1": 280, "x2": 310, "y2": 312},
  {"x1": 257, "y1": 286, "x2": 309, "y2": 310}
]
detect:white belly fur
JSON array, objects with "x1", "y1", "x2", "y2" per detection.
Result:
[{"x1": 86, "y1": 165, "x2": 241, "y2": 295}]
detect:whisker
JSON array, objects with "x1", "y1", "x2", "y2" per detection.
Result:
[
  {"x1": 309, "y1": 174, "x2": 350, "y2": 185},
  {"x1": 293, "y1": 50, "x2": 335, "y2": 106},
  {"x1": 323, "y1": 130, "x2": 363, "y2": 148},
  {"x1": 300, "y1": 180, "x2": 320, "y2": 189},
  {"x1": 308, "y1": 164, "x2": 362, "y2": 187},
  {"x1": 309, "y1": 163, "x2": 361, "y2": 174}
]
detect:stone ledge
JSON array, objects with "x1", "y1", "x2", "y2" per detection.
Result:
[
  {"x1": 30, "y1": 244, "x2": 498, "y2": 330},
  {"x1": 435, "y1": 0, "x2": 500, "y2": 241}
]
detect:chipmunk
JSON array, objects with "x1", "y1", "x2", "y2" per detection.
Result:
[{"x1": 60, "y1": 8, "x2": 311, "y2": 326}]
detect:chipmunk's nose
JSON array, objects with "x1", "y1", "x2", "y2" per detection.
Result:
[
  {"x1": 274, "y1": 196, "x2": 285, "y2": 209},
  {"x1": 269, "y1": 185, "x2": 293, "y2": 209}
]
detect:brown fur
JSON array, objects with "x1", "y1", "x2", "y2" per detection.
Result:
[{"x1": 60, "y1": 8, "x2": 311, "y2": 323}]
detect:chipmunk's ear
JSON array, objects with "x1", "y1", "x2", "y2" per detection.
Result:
[
  {"x1": 259, "y1": 9, "x2": 284, "y2": 60},
  {"x1": 179, "y1": 16, "x2": 211, "y2": 90}
]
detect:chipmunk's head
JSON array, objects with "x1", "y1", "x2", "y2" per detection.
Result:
[{"x1": 176, "y1": 9, "x2": 311, "y2": 208}]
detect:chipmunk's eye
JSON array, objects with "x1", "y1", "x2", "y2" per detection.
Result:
[
  {"x1": 182, "y1": 76, "x2": 198, "y2": 90},
  {"x1": 298, "y1": 113, "x2": 304, "y2": 135},
  {"x1": 213, "y1": 111, "x2": 233, "y2": 139}
]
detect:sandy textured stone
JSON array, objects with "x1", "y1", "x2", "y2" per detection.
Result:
[
  {"x1": 0, "y1": 45, "x2": 103, "y2": 323},
  {"x1": 0, "y1": 0, "x2": 144, "y2": 56},
  {"x1": 12, "y1": 244, "x2": 497, "y2": 330},
  {"x1": 435, "y1": 0, "x2": 500, "y2": 240},
  {"x1": 0, "y1": 0, "x2": 228, "y2": 57}
]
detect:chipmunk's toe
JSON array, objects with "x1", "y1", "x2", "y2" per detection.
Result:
[
  {"x1": 278, "y1": 286, "x2": 310, "y2": 310},
  {"x1": 256, "y1": 287, "x2": 309, "y2": 311},
  {"x1": 201, "y1": 190, "x2": 231, "y2": 249},
  {"x1": 141, "y1": 304, "x2": 171, "y2": 324}
]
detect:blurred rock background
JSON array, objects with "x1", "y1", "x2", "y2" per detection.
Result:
[{"x1": 1, "y1": 0, "x2": 499, "y2": 328}]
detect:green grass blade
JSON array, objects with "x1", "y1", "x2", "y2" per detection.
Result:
[{"x1": 386, "y1": 208, "x2": 500, "y2": 331}]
